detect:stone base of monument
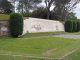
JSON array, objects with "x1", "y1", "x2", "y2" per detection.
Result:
[{"x1": 22, "y1": 17, "x2": 64, "y2": 35}]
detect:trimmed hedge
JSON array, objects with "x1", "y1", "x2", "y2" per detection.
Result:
[
  {"x1": 76, "y1": 21, "x2": 80, "y2": 32},
  {"x1": 73, "y1": 21, "x2": 77, "y2": 32},
  {"x1": 79, "y1": 21, "x2": 80, "y2": 31},
  {"x1": 65, "y1": 20, "x2": 73, "y2": 32},
  {"x1": 9, "y1": 12, "x2": 23, "y2": 37}
]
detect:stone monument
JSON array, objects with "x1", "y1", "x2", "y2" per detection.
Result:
[
  {"x1": 22, "y1": 17, "x2": 64, "y2": 35},
  {"x1": 0, "y1": 20, "x2": 10, "y2": 37}
]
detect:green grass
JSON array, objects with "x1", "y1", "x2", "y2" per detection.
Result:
[
  {"x1": 0, "y1": 37, "x2": 80, "y2": 59},
  {"x1": 62, "y1": 49, "x2": 80, "y2": 60},
  {"x1": 0, "y1": 55, "x2": 49, "y2": 60},
  {"x1": 0, "y1": 36, "x2": 12, "y2": 40},
  {"x1": 1, "y1": 49, "x2": 80, "y2": 60},
  {"x1": 22, "y1": 31, "x2": 68, "y2": 38},
  {"x1": 71, "y1": 32, "x2": 80, "y2": 35},
  {"x1": 0, "y1": 14, "x2": 27, "y2": 20},
  {"x1": 60, "y1": 21, "x2": 65, "y2": 24}
]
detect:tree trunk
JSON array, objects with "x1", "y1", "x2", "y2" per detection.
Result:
[
  {"x1": 47, "y1": 8, "x2": 50, "y2": 19},
  {"x1": 21, "y1": 0, "x2": 23, "y2": 15},
  {"x1": 64, "y1": 14, "x2": 67, "y2": 21}
]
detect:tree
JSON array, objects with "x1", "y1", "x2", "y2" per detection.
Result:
[
  {"x1": 30, "y1": 7, "x2": 58, "y2": 20},
  {"x1": 67, "y1": 12, "x2": 77, "y2": 20},
  {"x1": 9, "y1": 0, "x2": 18, "y2": 12},
  {"x1": 54, "y1": 0, "x2": 80, "y2": 21},
  {"x1": 44, "y1": 0, "x2": 55, "y2": 19},
  {"x1": 17, "y1": 0, "x2": 42, "y2": 15},
  {"x1": 31, "y1": 7, "x2": 47, "y2": 19},
  {"x1": 0, "y1": 0, "x2": 14, "y2": 14}
]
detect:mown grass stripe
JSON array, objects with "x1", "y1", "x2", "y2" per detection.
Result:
[{"x1": 0, "y1": 48, "x2": 80, "y2": 60}]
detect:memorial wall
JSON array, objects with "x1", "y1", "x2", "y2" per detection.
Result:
[
  {"x1": 0, "y1": 18, "x2": 65, "y2": 36},
  {"x1": 0, "y1": 20, "x2": 10, "y2": 37},
  {"x1": 22, "y1": 17, "x2": 65, "y2": 35}
]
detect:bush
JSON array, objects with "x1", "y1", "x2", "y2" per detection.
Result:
[
  {"x1": 76, "y1": 21, "x2": 80, "y2": 32},
  {"x1": 9, "y1": 12, "x2": 23, "y2": 37},
  {"x1": 65, "y1": 20, "x2": 73, "y2": 32},
  {"x1": 79, "y1": 21, "x2": 80, "y2": 31},
  {"x1": 73, "y1": 21, "x2": 77, "y2": 32}
]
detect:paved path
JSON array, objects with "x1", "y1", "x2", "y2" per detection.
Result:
[
  {"x1": 23, "y1": 34, "x2": 80, "y2": 39},
  {"x1": 53, "y1": 34, "x2": 80, "y2": 39},
  {"x1": 24, "y1": 36, "x2": 51, "y2": 39}
]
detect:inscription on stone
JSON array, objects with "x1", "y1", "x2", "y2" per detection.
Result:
[{"x1": 0, "y1": 20, "x2": 10, "y2": 37}]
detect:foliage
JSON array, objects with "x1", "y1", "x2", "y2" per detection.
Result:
[
  {"x1": 17, "y1": 0, "x2": 42, "y2": 15},
  {"x1": 31, "y1": 8, "x2": 47, "y2": 19},
  {"x1": 76, "y1": 21, "x2": 80, "y2": 32},
  {"x1": 31, "y1": 7, "x2": 58, "y2": 20},
  {"x1": 67, "y1": 12, "x2": 77, "y2": 20},
  {"x1": 54, "y1": 0, "x2": 80, "y2": 21},
  {"x1": 73, "y1": 21, "x2": 77, "y2": 32},
  {"x1": 23, "y1": 11, "x2": 32, "y2": 17},
  {"x1": 79, "y1": 21, "x2": 80, "y2": 31},
  {"x1": 9, "y1": 13, "x2": 23, "y2": 37},
  {"x1": 44, "y1": 0, "x2": 54, "y2": 19},
  {"x1": 9, "y1": 0, "x2": 18, "y2": 12},
  {"x1": 65, "y1": 20, "x2": 73, "y2": 32},
  {"x1": 0, "y1": 0, "x2": 14, "y2": 14},
  {"x1": 0, "y1": 14, "x2": 27, "y2": 20},
  {"x1": 58, "y1": 16, "x2": 63, "y2": 21}
]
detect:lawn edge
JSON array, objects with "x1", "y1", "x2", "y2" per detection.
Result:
[{"x1": 0, "y1": 48, "x2": 80, "y2": 60}]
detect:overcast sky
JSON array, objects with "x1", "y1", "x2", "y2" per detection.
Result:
[{"x1": 75, "y1": 3, "x2": 80, "y2": 19}]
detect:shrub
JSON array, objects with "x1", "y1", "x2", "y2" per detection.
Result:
[
  {"x1": 65, "y1": 20, "x2": 73, "y2": 32},
  {"x1": 73, "y1": 21, "x2": 77, "y2": 32},
  {"x1": 79, "y1": 21, "x2": 80, "y2": 31},
  {"x1": 9, "y1": 12, "x2": 23, "y2": 37},
  {"x1": 76, "y1": 21, "x2": 80, "y2": 32}
]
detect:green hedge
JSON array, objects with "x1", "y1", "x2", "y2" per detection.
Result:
[
  {"x1": 79, "y1": 21, "x2": 80, "y2": 31},
  {"x1": 65, "y1": 20, "x2": 73, "y2": 32},
  {"x1": 73, "y1": 21, "x2": 77, "y2": 32},
  {"x1": 76, "y1": 21, "x2": 80, "y2": 32},
  {"x1": 9, "y1": 12, "x2": 23, "y2": 37}
]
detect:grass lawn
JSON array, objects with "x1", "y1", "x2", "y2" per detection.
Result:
[
  {"x1": 0, "y1": 36, "x2": 12, "y2": 40},
  {"x1": 0, "y1": 14, "x2": 27, "y2": 20},
  {"x1": 71, "y1": 32, "x2": 80, "y2": 35},
  {"x1": 60, "y1": 21, "x2": 65, "y2": 24},
  {"x1": 0, "y1": 37, "x2": 80, "y2": 59},
  {"x1": 0, "y1": 55, "x2": 51, "y2": 60},
  {"x1": 62, "y1": 49, "x2": 80, "y2": 60},
  {"x1": 22, "y1": 31, "x2": 68, "y2": 38}
]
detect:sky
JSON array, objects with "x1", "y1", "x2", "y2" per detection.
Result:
[{"x1": 75, "y1": 3, "x2": 80, "y2": 19}]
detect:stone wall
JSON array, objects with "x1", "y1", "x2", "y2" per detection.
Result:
[
  {"x1": 22, "y1": 17, "x2": 65, "y2": 35},
  {"x1": 0, "y1": 18, "x2": 65, "y2": 37},
  {"x1": 0, "y1": 20, "x2": 10, "y2": 37}
]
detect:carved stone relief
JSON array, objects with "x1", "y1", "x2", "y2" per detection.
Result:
[
  {"x1": 31, "y1": 23, "x2": 42, "y2": 30},
  {"x1": 0, "y1": 20, "x2": 10, "y2": 37}
]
